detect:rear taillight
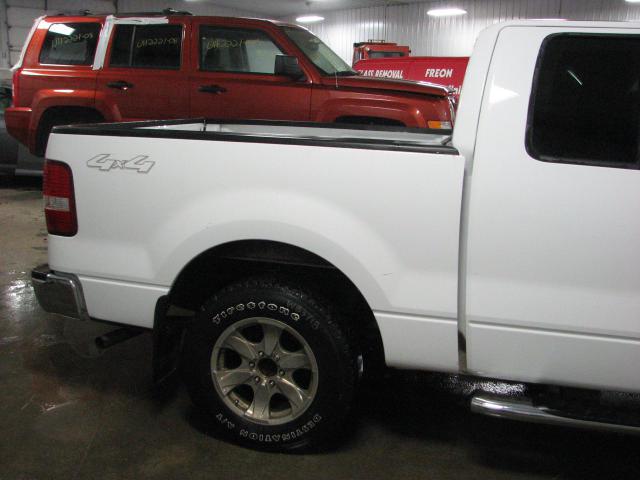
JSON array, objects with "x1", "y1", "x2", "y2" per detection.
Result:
[{"x1": 43, "y1": 160, "x2": 77, "y2": 236}]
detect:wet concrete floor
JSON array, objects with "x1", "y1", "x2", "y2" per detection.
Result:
[{"x1": 1, "y1": 175, "x2": 640, "y2": 479}]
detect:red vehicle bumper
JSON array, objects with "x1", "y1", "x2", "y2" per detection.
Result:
[{"x1": 5, "y1": 107, "x2": 32, "y2": 147}]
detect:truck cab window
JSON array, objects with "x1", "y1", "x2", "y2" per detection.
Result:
[
  {"x1": 527, "y1": 34, "x2": 640, "y2": 169},
  {"x1": 109, "y1": 24, "x2": 182, "y2": 69},
  {"x1": 39, "y1": 23, "x2": 101, "y2": 65},
  {"x1": 200, "y1": 27, "x2": 284, "y2": 74}
]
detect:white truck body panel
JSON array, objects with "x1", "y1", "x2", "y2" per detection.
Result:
[
  {"x1": 464, "y1": 25, "x2": 640, "y2": 392},
  {"x1": 41, "y1": 20, "x2": 640, "y2": 395},
  {"x1": 46, "y1": 128, "x2": 465, "y2": 371}
]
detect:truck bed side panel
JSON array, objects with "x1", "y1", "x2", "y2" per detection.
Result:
[{"x1": 46, "y1": 130, "x2": 465, "y2": 370}]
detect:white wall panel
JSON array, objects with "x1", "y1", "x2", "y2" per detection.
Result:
[
  {"x1": 559, "y1": 0, "x2": 640, "y2": 21},
  {"x1": 9, "y1": 50, "x2": 20, "y2": 65},
  {"x1": 282, "y1": 0, "x2": 640, "y2": 61},
  {"x1": 118, "y1": 0, "x2": 258, "y2": 17},
  {"x1": 47, "y1": 0, "x2": 115, "y2": 13},
  {"x1": 7, "y1": 0, "x2": 44, "y2": 8},
  {"x1": 7, "y1": 6, "x2": 44, "y2": 28},
  {"x1": 7, "y1": 5, "x2": 43, "y2": 67},
  {"x1": 8, "y1": 26, "x2": 28, "y2": 46}
]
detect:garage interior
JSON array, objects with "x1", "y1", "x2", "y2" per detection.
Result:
[{"x1": 2, "y1": 1, "x2": 640, "y2": 478}]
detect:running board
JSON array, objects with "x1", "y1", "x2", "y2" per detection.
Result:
[{"x1": 470, "y1": 394, "x2": 640, "y2": 435}]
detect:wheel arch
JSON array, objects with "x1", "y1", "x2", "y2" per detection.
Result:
[
  {"x1": 32, "y1": 105, "x2": 105, "y2": 156},
  {"x1": 314, "y1": 96, "x2": 422, "y2": 127},
  {"x1": 168, "y1": 239, "x2": 385, "y2": 367}
]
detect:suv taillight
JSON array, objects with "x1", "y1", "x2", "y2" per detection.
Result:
[{"x1": 43, "y1": 160, "x2": 77, "y2": 236}]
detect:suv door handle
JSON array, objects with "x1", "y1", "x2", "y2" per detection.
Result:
[
  {"x1": 199, "y1": 84, "x2": 227, "y2": 94},
  {"x1": 107, "y1": 80, "x2": 134, "y2": 90}
]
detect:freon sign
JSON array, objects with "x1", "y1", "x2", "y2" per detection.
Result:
[
  {"x1": 425, "y1": 68, "x2": 454, "y2": 79},
  {"x1": 355, "y1": 56, "x2": 469, "y2": 102}
]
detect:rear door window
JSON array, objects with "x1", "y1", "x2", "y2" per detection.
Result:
[
  {"x1": 527, "y1": 34, "x2": 640, "y2": 169},
  {"x1": 199, "y1": 26, "x2": 284, "y2": 74},
  {"x1": 39, "y1": 23, "x2": 101, "y2": 65},
  {"x1": 109, "y1": 24, "x2": 182, "y2": 69}
]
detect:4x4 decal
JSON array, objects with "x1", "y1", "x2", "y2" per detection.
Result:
[{"x1": 87, "y1": 154, "x2": 155, "y2": 173}]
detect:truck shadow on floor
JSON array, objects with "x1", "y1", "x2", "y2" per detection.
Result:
[
  {"x1": 18, "y1": 324, "x2": 640, "y2": 478},
  {"x1": 356, "y1": 370, "x2": 640, "y2": 479}
]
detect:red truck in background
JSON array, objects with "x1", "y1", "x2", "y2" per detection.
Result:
[
  {"x1": 352, "y1": 40, "x2": 411, "y2": 64},
  {"x1": 6, "y1": 11, "x2": 454, "y2": 158},
  {"x1": 354, "y1": 45, "x2": 469, "y2": 102}
]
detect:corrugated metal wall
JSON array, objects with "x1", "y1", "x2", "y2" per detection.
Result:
[
  {"x1": 117, "y1": 0, "x2": 257, "y2": 17},
  {"x1": 283, "y1": 0, "x2": 640, "y2": 61}
]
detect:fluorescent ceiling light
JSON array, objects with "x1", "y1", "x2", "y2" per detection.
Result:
[
  {"x1": 296, "y1": 15, "x2": 325, "y2": 23},
  {"x1": 626, "y1": 0, "x2": 640, "y2": 3},
  {"x1": 427, "y1": 8, "x2": 467, "y2": 17}
]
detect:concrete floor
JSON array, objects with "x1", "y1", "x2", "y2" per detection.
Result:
[{"x1": 2, "y1": 175, "x2": 640, "y2": 480}]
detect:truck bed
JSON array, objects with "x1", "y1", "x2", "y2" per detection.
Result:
[
  {"x1": 45, "y1": 115, "x2": 466, "y2": 372},
  {"x1": 53, "y1": 118, "x2": 456, "y2": 155}
]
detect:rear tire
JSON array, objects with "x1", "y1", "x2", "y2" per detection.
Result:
[
  {"x1": 35, "y1": 109, "x2": 103, "y2": 157},
  {"x1": 183, "y1": 277, "x2": 358, "y2": 451}
]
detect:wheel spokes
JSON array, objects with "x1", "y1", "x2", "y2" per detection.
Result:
[
  {"x1": 211, "y1": 317, "x2": 319, "y2": 425},
  {"x1": 277, "y1": 350, "x2": 311, "y2": 371},
  {"x1": 258, "y1": 323, "x2": 281, "y2": 356},
  {"x1": 222, "y1": 331, "x2": 258, "y2": 360},
  {"x1": 247, "y1": 384, "x2": 272, "y2": 421},
  {"x1": 214, "y1": 367, "x2": 253, "y2": 395},
  {"x1": 275, "y1": 376, "x2": 310, "y2": 413}
]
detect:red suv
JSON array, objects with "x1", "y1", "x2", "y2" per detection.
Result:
[{"x1": 6, "y1": 10, "x2": 454, "y2": 156}]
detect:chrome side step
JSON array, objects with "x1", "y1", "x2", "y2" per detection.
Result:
[{"x1": 471, "y1": 394, "x2": 640, "y2": 435}]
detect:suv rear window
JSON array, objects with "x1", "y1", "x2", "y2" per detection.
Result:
[
  {"x1": 109, "y1": 24, "x2": 182, "y2": 69},
  {"x1": 527, "y1": 34, "x2": 640, "y2": 169},
  {"x1": 39, "y1": 23, "x2": 101, "y2": 65}
]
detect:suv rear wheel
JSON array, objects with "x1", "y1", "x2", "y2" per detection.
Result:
[
  {"x1": 183, "y1": 277, "x2": 358, "y2": 451},
  {"x1": 35, "y1": 108, "x2": 104, "y2": 157}
]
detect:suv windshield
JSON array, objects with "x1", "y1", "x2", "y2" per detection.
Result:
[{"x1": 282, "y1": 26, "x2": 356, "y2": 76}]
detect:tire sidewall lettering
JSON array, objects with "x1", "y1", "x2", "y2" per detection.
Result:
[
  {"x1": 231, "y1": 414, "x2": 323, "y2": 444},
  {"x1": 211, "y1": 301, "x2": 316, "y2": 329}
]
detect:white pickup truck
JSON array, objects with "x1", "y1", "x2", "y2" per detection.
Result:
[{"x1": 32, "y1": 20, "x2": 640, "y2": 450}]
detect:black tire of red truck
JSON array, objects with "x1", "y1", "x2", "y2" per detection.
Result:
[
  {"x1": 35, "y1": 109, "x2": 104, "y2": 157},
  {"x1": 182, "y1": 277, "x2": 358, "y2": 452}
]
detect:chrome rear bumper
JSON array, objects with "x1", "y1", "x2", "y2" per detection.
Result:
[{"x1": 31, "y1": 264, "x2": 89, "y2": 320}]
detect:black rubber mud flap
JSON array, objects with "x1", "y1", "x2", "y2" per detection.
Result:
[{"x1": 152, "y1": 296, "x2": 190, "y2": 384}]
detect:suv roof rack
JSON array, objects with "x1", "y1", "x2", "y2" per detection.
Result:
[{"x1": 54, "y1": 8, "x2": 193, "y2": 17}]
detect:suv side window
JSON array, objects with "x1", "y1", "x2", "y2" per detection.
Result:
[
  {"x1": 109, "y1": 24, "x2": 182, "y2": 69},
  {"x1": 527, "y1": 34, "x2": 640, "y2": 169},
  {"x1": 39, "y1": 23, "x2": 101, "y2": 65},
  {"x1": 200, "y1": 26, "x2": 284, "y2": 74}
]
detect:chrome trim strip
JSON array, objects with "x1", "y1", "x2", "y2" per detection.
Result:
[{"x1": 471, "y1": 394, "x2": 640, "y2": 434}]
